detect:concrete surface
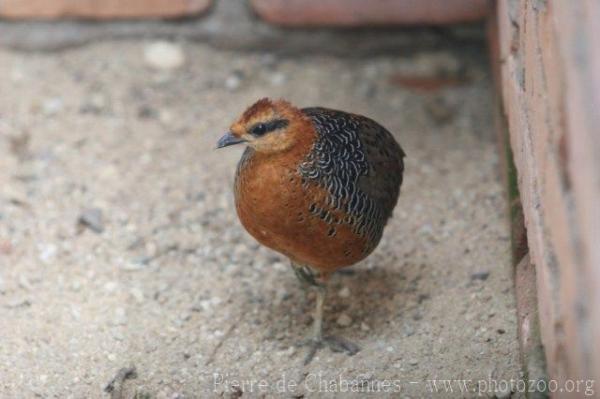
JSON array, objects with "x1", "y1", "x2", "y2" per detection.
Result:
[{"x1": 0, "y1": 41, "x2": 521, "y2": 398}]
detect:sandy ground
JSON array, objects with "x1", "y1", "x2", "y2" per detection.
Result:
[{"x1": 0, "y1": 41, "x2": 521, "y2": 398}]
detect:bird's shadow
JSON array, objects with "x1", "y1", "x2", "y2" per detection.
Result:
[
  {"x1": 328, "y1": 265, "x2": 417, "y2": 333},
  {"x1": 264, "y1": 260, "x2": 425, "y2": 343}
]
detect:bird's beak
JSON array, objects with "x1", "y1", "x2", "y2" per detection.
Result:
[{"x1": 216, "y1": 132, "x2": 246, "y2": 149}]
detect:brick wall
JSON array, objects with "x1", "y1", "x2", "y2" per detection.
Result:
[
  {"x1": 0, "y1": 0, "x2": 486, "y2": 23},
  {"x1": 494, "y1": 0, "x2": 600, "y2": 392}
]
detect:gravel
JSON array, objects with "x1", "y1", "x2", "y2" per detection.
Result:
[{"x1": 0, "y1": 40, "x2": 521, "y2": 398}]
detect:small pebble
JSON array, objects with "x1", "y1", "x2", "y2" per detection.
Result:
[
  {"x1": 80, "y1": 93, "x2": 107, "y2": 114},
  {"x1": 179, "y1": 312, "x2": 191, "y2": 322},
  {"x1": 42, "y1": 97, "x2": 63, "y2": 116},
  {"x1": 424, "y1": 96, "x2": 456, "y2": 125},
  {"x1": 121, "y1": 260, "x2": 147, "y2": 272},
  {"x1": 270, "y1": 72, "x2": 286, "y2": 86},
  {"x1": 338, "y1": 287, "x2": 350, "y2": 298},
  {"x1": 144, "y1": 41, "x2": 185, "y2": 70},
  {"x1": 70, "y1": 306, "x2": 81, "y2": 320},
  {"x1": 70, "y1": 281, "x2": 82, "y2": 292},
  {"x1": 471, "y1": 271, "x2": 490, "y2": 281},
  {"x1": 103, "y1": 281, "x2": 119, "y2": 293},
  {"x1": 272, "y1": 262, "x2": 287, "y2": 271},
  {"x1": 130, "y1": 288, "x2": 145, "y2": 303},
  {"x1": 18, "y1": 275, "x2": 32, "y2": 291},
  {"x1": 495, "y1": 386, "x2": 512, "y2": 399},
  {"x1": 360, "y1": 322, "x2": 370, "y2": 331},
  {"x1": 145, "y1": 344, "x2": 158, "y2": 354},
  {"x1": 113, "y1": 331, "x2": 125, "y2": 341},
  {"x1": 113, "y1": 307, "x2": 127, "y2": 326},
  {"x1": 78, "y1": 208, "x2": 104, "y2": 233},
  {"x1": 225, "y1": 74, "x2": 242, "y2": 91},
  {"x1": 159, "y1": 109, "x2": 174, "y2": 125},
  {"x1": 137, "y1": 104, "x2": 158, "y2": 119},
  {"x1": 336, "y1": 313, "x2": 352, "y2": 327},
  {"x1": 409, "y1": 359, "x2": 419, "y2": 366},
  {"x1": 38, "y1": 244, "x2": 57, "y2": 263},
  {"x1": 403, "y1": 325, "x2": 415, "y2": 337}
]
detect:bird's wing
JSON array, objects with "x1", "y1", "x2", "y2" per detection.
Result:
[
  {"x1": 299, "y1": 107, "x2": 404, "y2": 242},
  {"x1": 355, "y1": 116, "x2": 405, "y2": 215}
]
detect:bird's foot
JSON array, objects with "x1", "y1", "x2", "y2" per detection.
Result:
[{"x1": 301, "y1": 335, "x2": 360, "y2": 365}]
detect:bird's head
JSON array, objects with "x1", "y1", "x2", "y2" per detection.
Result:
[{"x1": 216, "y1": 98, "x2": 311, "y2": 154}]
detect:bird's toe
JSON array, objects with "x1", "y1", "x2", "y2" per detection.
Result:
[
  {"x1": 300, "y1": 335, "x2": 360, "y2": 365},
  {"x1": 323, "y1": 335, "x2": 360, "y2": 355}
]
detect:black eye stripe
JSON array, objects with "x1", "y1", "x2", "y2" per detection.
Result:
[{"x1": 250, "y1": 119, "x2": 289, "y2": 136}]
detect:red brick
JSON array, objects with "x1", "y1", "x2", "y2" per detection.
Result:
[
  {"x1": 250, "y1": 0, "x2": 489, "y2": 26},
  {"x1": 0, "y1": 0, "x2": 212, "y2": 20}
]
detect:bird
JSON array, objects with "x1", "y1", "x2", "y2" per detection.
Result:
[{"x1": 217, "y1": 98, "x2": 405, "y2": 363}]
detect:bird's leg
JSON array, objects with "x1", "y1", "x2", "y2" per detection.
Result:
[
  {"x1": 312, "y1": 285, "x2": 325, "y2": 341},
  {"x1": 303, "y1": 283, "x2": 360, "y2": 364},
  {"x1": 291, "y1": 262, "x2": 360, "y2": 364}
]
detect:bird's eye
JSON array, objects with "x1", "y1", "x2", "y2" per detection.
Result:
[
  {"x1": 251, "y1": 123, "x2": 267, "y2": 136},
  {"x1": 249, "y1": 119, "x2": 288, "y2": 137}
]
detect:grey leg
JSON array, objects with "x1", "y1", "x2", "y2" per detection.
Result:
[
  {"x1": 312, "y1": 285, "x2": 325, "y2": 341},
  {"x1": 289, "y1": 263, "x2": 360, "y2": 365}
]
